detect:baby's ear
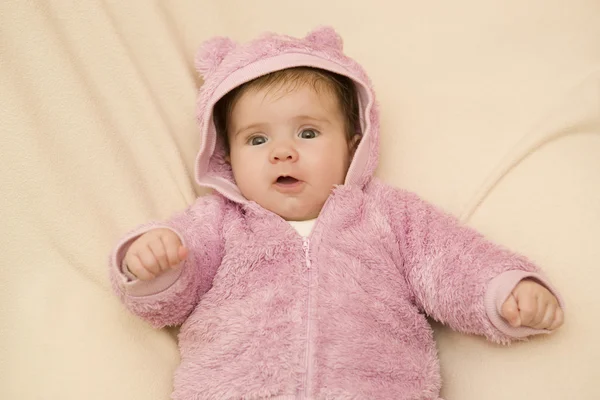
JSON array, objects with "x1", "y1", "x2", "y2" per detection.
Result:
[
  {"x1": 194, "y1": 36, "x2": 237, "y2": 76},
  {"x1": 349, "y1": 134, "x2": 361, "y2": 155},
  {"x1": 305, "y1": 26, "x2": 343, "y2": 51}
]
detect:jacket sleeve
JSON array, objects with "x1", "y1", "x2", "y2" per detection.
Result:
[
  {"x1": 108, "y1": 194, "x2": 225, "y2": 328},
  {"x1": 385, "y1": 186, "x2": 564, "y2": 344}
]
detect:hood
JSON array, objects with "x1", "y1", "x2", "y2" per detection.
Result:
[{"x1": 194, "y1": 26, "x2": 380, "y2": 204}]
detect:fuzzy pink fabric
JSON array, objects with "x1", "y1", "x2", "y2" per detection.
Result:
[{"x1": 109, "y1": 27, "x2": 563, "y2": 399}]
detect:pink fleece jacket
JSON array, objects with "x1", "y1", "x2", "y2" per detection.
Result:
[{"x1": 109, "y1": 27, "x2": 564, "y2": 400}]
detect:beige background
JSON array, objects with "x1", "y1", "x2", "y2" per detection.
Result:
[{"x1": 1, "y1": 1, "x2": 599, "y2": 399}]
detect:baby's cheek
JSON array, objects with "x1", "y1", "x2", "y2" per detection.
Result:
[
  {"x1": 319, "y1": 150, "x2": 348, "y2": 182},
  {"x1": 231, "y1": 164, "x2": 258, "y2": 198},
  {"x1": 237, "y1": 175, "x2": 260, "y2": 201}
]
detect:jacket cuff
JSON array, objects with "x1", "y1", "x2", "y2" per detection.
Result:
[
  {"x1": 110, "y1": 225, "x2": 185, "y2": 297},
  {"x1": 484, "y1": 270, "x2": 565, "y2": 338}
]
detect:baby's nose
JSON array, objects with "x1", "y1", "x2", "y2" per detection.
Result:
[{"x1": 270, "y1": 145, "x2": 298, "y2": 163}]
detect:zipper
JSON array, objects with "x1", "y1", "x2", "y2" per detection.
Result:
[
  {"x1": 297, "y1": 189, "x2": 338, "y2": 399},
  {"x1": 302, "y1": 237, "x2": 313, "y2": 399}
]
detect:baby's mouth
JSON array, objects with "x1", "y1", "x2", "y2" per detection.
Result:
[
  {"x1": 273, "y1": 175, "x2": 304, "y2": 193},
  {"x1": 276, "y1": 176, "x2": 300, "y2": 185}
]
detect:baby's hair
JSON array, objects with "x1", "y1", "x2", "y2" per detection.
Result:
[{"x1": 213, "y1": 67, "x2": 361, "y2": 153}]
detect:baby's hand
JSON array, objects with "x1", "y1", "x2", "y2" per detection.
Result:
[
  {"x1": 500, "y1": 279, "x2": 564, "y2": 330},
  {"x1": 123, "y1": 228, "x2": 188, "y2": 281}
]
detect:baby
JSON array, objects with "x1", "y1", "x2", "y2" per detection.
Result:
[{"x1": 110, "y1": 27, "x2": 564, "y2": 400}]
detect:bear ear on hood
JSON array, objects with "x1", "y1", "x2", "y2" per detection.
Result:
[
  {"x1": 194, "y1": 36, "x2": 237, "y2": 76},
  {"x1": 305, "y1": 26, "x2": 343, "y2": 52}
]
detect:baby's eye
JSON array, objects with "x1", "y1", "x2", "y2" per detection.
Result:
[
  {"x1": 298, "y1": 129, "x2": 319, "y2": 139},
  {"x1": 249, "y1": 136, "x2": 267, "y2": 146}
]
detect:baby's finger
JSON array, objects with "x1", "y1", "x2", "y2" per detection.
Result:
[
  {"x1": 161, "y1": 235, "x2": 181, "y2": 267},
  {"x1": 178, "y1": 246, "x2": 189, "y2": 263},
  {"x1": 161, "y1": 233, "x2": 185, "y2": 266},
  {"x1": 148, "y1": 239, "x2": 170, "y2": 271},
  {"x1": 137, "y1": 246, "x2": 162, "y2": 275},
  {"x1": 549, "y1": 307, "x2": 565, "y2": 330},
  {"x1": 537, "y1": 302, "x2": 556, "y2": 330},
  {"x1": 127, "y1": 254, "x2": 156, "y2": 281},
  {"x1": 530, "y1": 294, "x2": 547, "y2": 327},
  {"x1": 501, "y1": 294, "x2": 521, "y2": 327},
  {"x1": 516, "y1": 294, "x2": 537, "y2": 327}
]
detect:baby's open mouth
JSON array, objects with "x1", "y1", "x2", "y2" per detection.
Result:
[{"x1": 276, "y1": 176, "x2": 299, "y2": 184}]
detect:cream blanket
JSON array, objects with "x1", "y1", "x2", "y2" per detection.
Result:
[{"x1": 1, "y1": 1, "x2": 599, "y2": 399}]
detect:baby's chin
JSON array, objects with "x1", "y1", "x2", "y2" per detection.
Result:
[
  {"x1": 270, "y1": 207, "x2": 318, "y2": 222},
  {"x1": 242, "y1": 190, "x2": 325, "y2": 221},
  {"x1": 270, "y1": 203, "x2": 322, "y2": 222}
]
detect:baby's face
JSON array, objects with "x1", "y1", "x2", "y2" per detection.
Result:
[{"x1": 227, "y1": 83, "x2": 353, "y2": 221}]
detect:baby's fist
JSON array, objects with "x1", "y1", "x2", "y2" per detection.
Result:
[
  {"x1": 501, "y1": 279, "x2": 563, "y2": 330},
  {"x1": 123, "y1": 228, "x2": 188, "y2": 281}
]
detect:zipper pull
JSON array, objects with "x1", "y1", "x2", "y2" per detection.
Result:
[
  {"x1": 302, "y1": 238, "x2": 311, "y2": 270},
  {"x1": 302, "y1": 237, "x2": 309, "y2": 251}
]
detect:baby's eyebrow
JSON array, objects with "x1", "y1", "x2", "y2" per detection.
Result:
[
  {"x1": 292, "y1": 115, "x2": 331, "y2": 125},
  {"x1": 233, "y1": 122, "x2": 267, "y2": 138}
]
